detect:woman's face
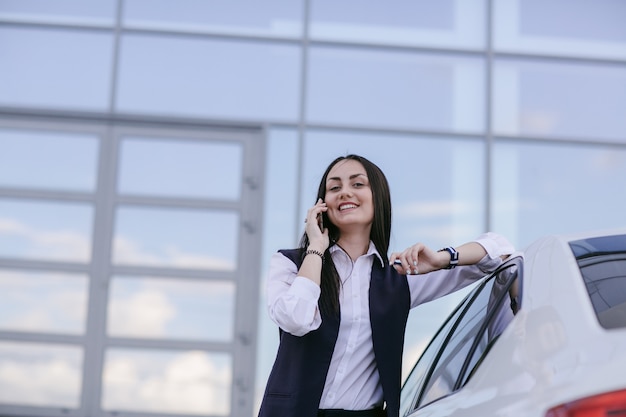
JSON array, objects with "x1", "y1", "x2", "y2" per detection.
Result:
[{"x1": 324, "y1": 159, "x2": 374, "y2": 231}]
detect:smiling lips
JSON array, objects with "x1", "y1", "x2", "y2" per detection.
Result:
[{"x1": 339, "y1": 203, "x2": 358, "y2": 211}]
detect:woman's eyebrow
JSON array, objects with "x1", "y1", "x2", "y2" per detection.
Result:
[{"x1": 327, "y1": 173, "x2": 367, "y2": 182}]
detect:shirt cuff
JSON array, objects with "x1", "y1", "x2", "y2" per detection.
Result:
[{"x1": 474, "y1": 232, "x2": 516, "y2": 259}]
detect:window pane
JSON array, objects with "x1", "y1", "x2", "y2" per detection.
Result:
[
  {"x1": 112, "y1": 207, "x2": 238, "y2": 270},
  {"x1": 493, "y1": 59, "x2": 626, "y2": 142},
  {"x1": 0, "y1": 27, "x2": 114, "y2": 111},
  {"x1": 307, "y1": 48, "x2": 485, "y2": 133},
  {"x1": 102, "y1": 348, "x2": 231, "y2": 416},
  {"x1": 108, "y1": 276, "x2": 235, "y2": 341},
  {"x1": 400, "y1": 292, "x2": 471, "y2": 416},
  {"x1": 0, "y1": 0, "x2": 117, "y2": 25},
  {"x1": 0, "y1": 341, "x2": 83, "y2": 408},
  {"x1": 494, "y1": 0, "x2": 626, "y2": 60},
  {"x1": 463, "y1": 264, "x2": 519, "y2": 386},
  {"x1": 0, "y1": 128, "x2": 99, "y2": 191},
  {"x1": 570, "y1": 235, "x2": 626, "y2": 330},
  {"x1": 310, "y1": 0, "x2": 486, "y2": 49},
  {"x1": 0, "y1": 199, "x2": 93, "y2": 262},
  {"x1": 116, "y1": 34, "x2": 300, "y2": 121},
  {"x1": 123, "y1": 0, "x2": 303, "y2": 38},
  {"x1": 302, "y1": 130, "x2": 486, "y2": 248},
  {"x1": 118, "y1": 137, "x2": 242, "y2": 200},
  {"x1": 0, "y1": 269, "x2": 88, "y2": 334},
  {"x1": 262, "y1": 129, "x2": 299, "y2": 251},
  {"x1": 492, "y1": 141, "x2": 626, "y2": 248},
  {"x1": 419, "y1": 277, "x2": 494, "y2": 406}
]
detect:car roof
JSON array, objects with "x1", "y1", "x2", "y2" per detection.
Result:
[
  {"x1": 527, "y1": 227, "x2": 626, "y2": 248},
  {"x1": 520, "y1": 228, "x2": 626, "y2": 329}
]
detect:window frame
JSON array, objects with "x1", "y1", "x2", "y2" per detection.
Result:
[
  {"x1": 401, "y1": 257, "x2": 523, "y2": 415},
  {"x1": 0, "y1": 118, "x2": 266, "y2": 417},
  {"x1": 400, "y1": 285, "x2": 476, "y2": 415},
  {"x1": 456, "y1": 260, "x2": 522, "y2": 388}
]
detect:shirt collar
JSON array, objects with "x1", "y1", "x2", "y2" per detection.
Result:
[{"x1": 329, "y1": 241, "x2": 385, "y2": 267}]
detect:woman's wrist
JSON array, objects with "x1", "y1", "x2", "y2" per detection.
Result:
[
  {"x1": 437, "y1": 247, "x2": 459, "y2": 270},
  {"x1": 307, "y1": 243, "x2": 327, "y2": 253},
  {"x1": 304, "y1": 249, "x2": 325, "y2": 263},
  {"x1": 437, "y1": 251, "x2": 449, "y2": 269}
]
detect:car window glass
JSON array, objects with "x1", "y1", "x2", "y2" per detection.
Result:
[
  {"x1": 400, "y1": 288, "x2": 476, "y2": 417},
  {"x1": 570, "y1": 234, "x2": 626, "y2": 329},
  {"x1": 462, "y1": 262, "x2": 520, "y2": 386},
  {"x1": 417, "y1": 262, "x2": 519, "y2": 408}
]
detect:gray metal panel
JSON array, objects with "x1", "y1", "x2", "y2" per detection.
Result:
[{"x1": 231, "y1": 129, "x2": 266, "y2": 417}]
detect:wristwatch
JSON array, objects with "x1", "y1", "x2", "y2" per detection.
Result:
[{"x1": 438, "y1": 246, "x2": 459, "y2": 269}]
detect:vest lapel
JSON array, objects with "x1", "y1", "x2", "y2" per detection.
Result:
[{"x1": 369, "y1": 260, "x2": 411, "y2": 417}]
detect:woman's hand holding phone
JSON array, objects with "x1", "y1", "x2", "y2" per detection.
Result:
[
  {"x1": 317, "y1": 211, "x2": 324, "y2": 231},
  {"x1": 305, "y1": 198, "x2": 329, "y2": 252}
]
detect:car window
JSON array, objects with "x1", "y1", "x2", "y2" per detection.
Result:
[
  {"x1": 461, "y1": 262, "x2": 520, "y2": 386},
  {"x1": 399, "y1": 289, "x2": 477, "y2": 417},
  {"x1": 415, "y1": 260, "x2": 520, "y2": 409},
  {"x1": 569, "y1": 234, "x2": 626, "y2": 329}
]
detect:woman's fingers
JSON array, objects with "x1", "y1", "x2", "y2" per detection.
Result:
[
  {"x1": 305, "y1": 199, "x2": 328, "y2": 242},
  {"x1": 391, "y1": 244, "x2": 424, "y2": 275},
  {"x1": 305, "y1": 199, "x2": 326, "y2": 223}
]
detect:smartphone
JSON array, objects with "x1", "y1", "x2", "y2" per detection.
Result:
[
  {"x1": 393, "y1": 259, "x2": 403, "y2": 266},
  {"x1": 317, "y1": 212, "x2": 324, "y2": 231}
]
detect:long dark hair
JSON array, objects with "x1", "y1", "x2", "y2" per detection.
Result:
[{"x1": 299, "y1": 154, "x2": 392, "y2": 316}]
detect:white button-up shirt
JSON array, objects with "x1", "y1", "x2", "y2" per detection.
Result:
[{"x1": 266, "y1": 232, "x2": 514, "y2": 410}]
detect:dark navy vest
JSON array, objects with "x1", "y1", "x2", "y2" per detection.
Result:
[{"x1": 258, "y1": 248, "x2": 410, "y2": 417}]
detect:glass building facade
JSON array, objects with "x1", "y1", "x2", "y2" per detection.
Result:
[{"x1": 0, "y1": 1, "x2": 625, "y2": 416}]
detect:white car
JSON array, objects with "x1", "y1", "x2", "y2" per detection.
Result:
[{"x1": 400, "y1": 229, "x2": 626, "y2": 417}]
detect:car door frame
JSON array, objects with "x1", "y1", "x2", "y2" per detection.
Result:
[{"x1": 401, "y1": 256, "x2": 523, "y2": 416}]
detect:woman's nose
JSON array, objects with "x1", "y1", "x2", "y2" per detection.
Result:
[{"x1": 340, "y1": 189, "x2": 353, "y2": 198}]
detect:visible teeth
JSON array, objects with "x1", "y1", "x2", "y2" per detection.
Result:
[{"x1": 340, "y1": 204, "x2": 357, "y2": 211}]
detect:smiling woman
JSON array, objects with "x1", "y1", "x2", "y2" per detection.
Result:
[
  {"x1": 258, "y1": 154, "x2": 514, "y2": 417},
  {"x1": 324, "y1": 160, "x2": 375, "y2": 233}
]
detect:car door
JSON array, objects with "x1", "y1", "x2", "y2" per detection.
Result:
[{"x1": 401, "y1": 257, "x2": 521, "y2": 417}]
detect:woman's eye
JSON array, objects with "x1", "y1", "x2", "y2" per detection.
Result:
[
  {"x1": 353, "y1": 182, "x2": 364, "y2": 187},
  {"x1": 329, "y1": 186, "x2": 340, "y2": 192}
]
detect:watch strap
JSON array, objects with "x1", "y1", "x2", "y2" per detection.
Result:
[{"x1": 438, "y1": 246, "x2": 459, "y2": 269}]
